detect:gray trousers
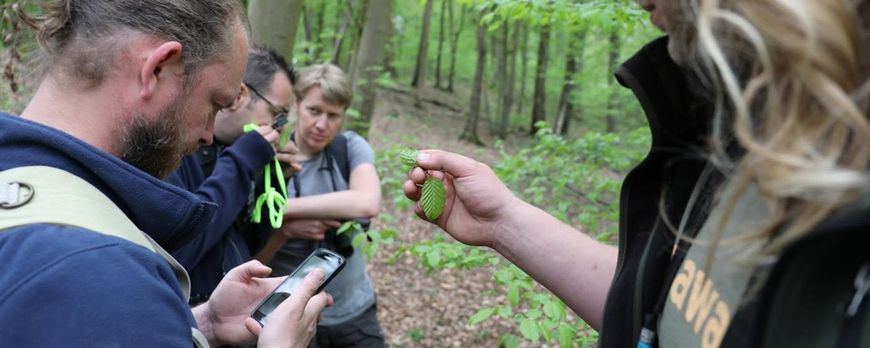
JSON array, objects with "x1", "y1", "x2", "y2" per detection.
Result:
[{"x1": 310, "y1": 304, "x2": 385, "y2": 348}]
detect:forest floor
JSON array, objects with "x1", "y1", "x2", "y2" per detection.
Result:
[{"x1": 363, "y1": 85, "x2": 592, "y2": 347}]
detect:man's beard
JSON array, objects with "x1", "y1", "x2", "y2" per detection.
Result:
[{"x1": 118, "y1": 97, "x2": 198, "y2": 179}]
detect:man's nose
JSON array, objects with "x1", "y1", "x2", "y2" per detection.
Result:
[{"x1": 200, "y1": 116, "x2": 215, "y2": 145}]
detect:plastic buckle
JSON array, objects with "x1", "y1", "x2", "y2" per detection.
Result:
[{"x1": 0, "y1": 182, "x2": 34, "y2": 209}]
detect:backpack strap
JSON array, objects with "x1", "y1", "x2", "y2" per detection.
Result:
[
  {"x1": 326, "y1": 132, "x2": 351, "y2": 183},
  {"x1": 0, "y1": 166, "x2": 208, "y2": 346}
]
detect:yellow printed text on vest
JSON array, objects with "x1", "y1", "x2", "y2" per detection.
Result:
[{"x1": 668, "y1": 259, "x2": 732, "y2": 348}]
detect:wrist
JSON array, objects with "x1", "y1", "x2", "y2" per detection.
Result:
[
  {"x1": 490, "y1": 194, "x2": 526, "y2": 253},
  {"x1": 192, "y1": 302, "x2": 221, "y2": 347}
]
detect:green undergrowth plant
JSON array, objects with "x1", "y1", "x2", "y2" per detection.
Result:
[
  {"x1": 336, "y1": 220, "x2": 398, "y2": 260},
  {"x1": 495, "y1": 122, "x2": 650, "y2": 242}
]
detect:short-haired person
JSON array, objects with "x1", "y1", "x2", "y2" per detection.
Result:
[
  {"x1": 256, "y1": 64, "x2": 386, "y2": 347},
  {"x1": 0, "y1": 1, "x2": 328, "y2": 346},
  {"x1": 168, "y1": 48, "x2": 303, "y2": 305},
  {"x1": 404, "y1": 0, "x2": 869, "y2": 347}
]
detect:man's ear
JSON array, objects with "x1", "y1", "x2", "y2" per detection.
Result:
[
  {"x1": 140, "y1": 41, "x2": 183, "y2": 100},
  {"x1": 228, "y1": 83, "x2": 250, "y2": 112}
]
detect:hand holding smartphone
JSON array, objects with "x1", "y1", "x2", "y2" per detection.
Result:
[{"x1": 251, "y1": 248, "x2": 345, "y2": 326}]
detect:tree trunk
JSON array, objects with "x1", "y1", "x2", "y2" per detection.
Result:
[
  {"x1": 494, "y1": 22, "x2": 509, "y2": 136},
  {"x1": 554, "y1": 27, "x2": 587, "y2": 135},
  {"x1": 515, "y1": 22, "x2": 529, "y2": 116},
  {"x1": 313, "y1": 0, "x2": 326, "y2": 59},
  {"x1": 348, "y1": 0, "x2": 391, "y2": 138},
  {"x1": 462, "y1": 13, "x2": 486, "y2": 146},
  {"x1": 331, "y1": 0, "x2": 357, "y2": 66},
  {"x1": 248, "y1": 0, "x2": 305, "y2": 61},
  {"x1": 411, "y1": 0, "x2": 435, "y2": 88},
  {"x1": 493, "y1": 22, "x2": 506, "y2": 127},
  {"x1": 434, "y1": 0, "x2": 447, "y2": 89},
  {"x1": 498, "y1": 22, "x2": 516, "y2": 139},
  {"x1": 530, "y1": 23, "x2": 551, "y2": 135},
  {"x1": 346, "y1": 0, "x2": 369, "y2": 86},
  {"x1": 302, "y1": 5, "x2": 314, "y2": 59},
  {"x1": 606, "y1": 29, "x2": 622, "y2": 132},
  {"x1": 446, "y1": 0, "x2": 465, "y2": 92}
]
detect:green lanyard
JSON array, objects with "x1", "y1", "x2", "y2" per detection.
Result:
[{"x1": 243, "y1": 123, "x2": 289, "y2": 229}]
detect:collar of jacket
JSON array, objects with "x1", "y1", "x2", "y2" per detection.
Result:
[
  {"x1": 0, "y1": 113, "x2": 217, "y2": 251},
  {"x1": 614, "y1": 36, "x2": 711, "y2": 149}
]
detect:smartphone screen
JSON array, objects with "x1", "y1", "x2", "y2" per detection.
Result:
[{"x1": 251, "y1": 248, "x2": 345, "y2": 326}]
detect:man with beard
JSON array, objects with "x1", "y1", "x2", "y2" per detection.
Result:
[
  {"x1": 0, "y1": 0, "x2": 329, "y2": 346},
  {"x1": 168, "y1": 48, "x2": 302, "y2": 305}
]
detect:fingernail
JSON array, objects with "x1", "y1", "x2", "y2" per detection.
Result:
[{"x1": 417, "y1": 152, "x2": 430, "y2": 163}]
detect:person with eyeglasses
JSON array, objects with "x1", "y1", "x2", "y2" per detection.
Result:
[{"x1": 166, "y1": 48, "x2": 304, "y2": 305}]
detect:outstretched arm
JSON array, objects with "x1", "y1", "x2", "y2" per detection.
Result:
[{"x1": 403, "y1": 150, "x2": 616, "y2": 330}]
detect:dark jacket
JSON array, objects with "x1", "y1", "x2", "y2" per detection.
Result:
[
  {"x1": 0, "y1": 112, "x2": 216, "y2": 346},
  {"x1": 600, "y1": 37, "x2": 870, "y2": 347},
  {"x1": 167, "y1": 132, "x2": 275, "y2": 303}
]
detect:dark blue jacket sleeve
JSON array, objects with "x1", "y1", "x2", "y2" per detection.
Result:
[
  {"x1": 0, "y1": 230, "x2": 196, "y2": 346},
  {"x1": 168, "y1": 131, "x2": 275, "y2": 270}
]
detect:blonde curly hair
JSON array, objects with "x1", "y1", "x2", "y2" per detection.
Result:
[{"x1": 679, "y1": 0, "x2": 869, "y2": 259}]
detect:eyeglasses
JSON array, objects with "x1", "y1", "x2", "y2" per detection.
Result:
[{"x1": 245, "y1": 83, "x2": 289, "y2": 129}]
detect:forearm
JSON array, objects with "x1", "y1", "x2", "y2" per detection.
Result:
[
  {"x1": 284, "y1": 190, "x2": 380, "y2": 220},
  {"x1": 492, "y1": 200, "x2": 617, "y2": 331}
]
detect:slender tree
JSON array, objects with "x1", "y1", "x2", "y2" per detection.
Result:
[
  {"x1": 348, "y1": 0, "x2": 391, "y2": 137},
  {"x1": 434, "y1": 0, "x2": 447, "y2": 89},
  {"x1": 302, "y1": 5, "x2": 314, "y2": 60},
  {"x1": 446, "y1": 0, "x2": 466, "y2": 92},
  {"x1": 411, "y1": 0, "x2": 436, "y2": 88},
  {"x1": 313, "y1": 0, "x2": 326, "y2": 60},
  {"x1": 515, "y1": 21, "x2": 529, "y2": 115},
  {"x1": 530, "y1": 22, "x2": 551, "y2": 135},
  {"x1": 498, "y1": 21, "x2": 517, "y2": 139},
  {"x1": 554, "y1": 26, "x2": 587, "y2": 135},
  {"x1": 462, "y1": 11, "x2": 486, "y2": 145},
  {"x1": 331, "y1": 0, "x2": 357, "y2": 66},
  {"x1": 494, "y1": 21, "x2": 508, "y2": 134},
  {"x1": 346, "y1": 0, "x2": 369, "y2": 85},
  {"x1": 248, "y1": 0, "x2": 305, "y2": 61},
  {"x1": 606, "y1": 29, "x2": 622, "y2": 132}
]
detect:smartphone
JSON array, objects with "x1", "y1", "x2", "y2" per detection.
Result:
[{"x1": 251, "y1": 248, "x2": 345, "y2": 326}]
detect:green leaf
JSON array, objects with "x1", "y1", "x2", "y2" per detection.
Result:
[
  {"x1": 498, "y1": 305, "x2": 513, "y2": 318},
  {"x1": 558, "y1": 322, "x2": 576, "y2": 348},
  {"x1": 426, "y1": 250, "x2": 441, "y2": 268},
  {"x1": 508, "y1": 284, "x2": 520, "y2": 306},
  {"x1": 399, "y1": 146, "x2": 419, "y2": 172},
  {"x1": 519, "y1": 318, "x2": 540, "y2": 341},
  {"x1": 421, "y1": 177, "x2": 446, "y2": 220},
  {"x1": 467, "y1": 307, "x2": 495, "y2": 326},
  {"x1": 502, "y1": 334, "x2": 520, "y2": 348},
  {"x1": 543, "y1": 300, "x2": 562, "y2": 320},
  {"x1": 336, "y1": 221, "x2": 359, "y2": 235},
  {"x1": 351, "y1": 232, "x2": 367, "y2": 249}
]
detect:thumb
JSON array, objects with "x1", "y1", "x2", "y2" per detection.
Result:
[
  {"x1": 257, "y1": 126, "x2": 279, "y2": 144},
  {"x1": 245, "y1": 317, "x2": 263, "y2": 336},
  {"x1": 416, "y1": 150, "x2": 481, "y2": 178}
]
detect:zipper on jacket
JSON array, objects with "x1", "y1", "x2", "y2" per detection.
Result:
[{"x1": 839, "y1": 262, "x2": 870, "y2": 348}]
